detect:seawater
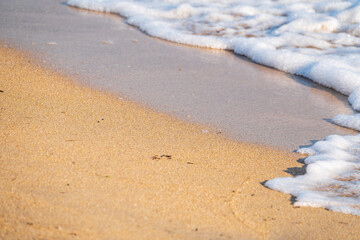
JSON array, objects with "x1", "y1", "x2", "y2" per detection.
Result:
[{"x1": 67, "y1": 0, "x2": 360, "y2": 216}]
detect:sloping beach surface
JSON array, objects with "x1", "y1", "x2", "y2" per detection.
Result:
[
  {"x1": 65, "y1": 0, "x2": 360, "y2": 215},
  {"x1": 1, "y1": 43, "x2": 360, "y2": 240},
  {"x1": 0, "y1": 0, "x2": 360, "y2": 230}
]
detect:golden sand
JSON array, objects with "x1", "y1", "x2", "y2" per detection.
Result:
[{"x1": 1, "y1": 45, "x2": 359, "y2": 239}]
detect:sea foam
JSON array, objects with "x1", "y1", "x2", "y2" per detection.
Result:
[
  {"x1": 67, "y1": 0, "x2": 360, "y2": 216},
  {"x1": 266, "y1": 134, "x2": 360, "y2": 215}
]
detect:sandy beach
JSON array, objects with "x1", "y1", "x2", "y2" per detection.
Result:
[
  {"x1": 0, "y1": 0, "x2": 356, "y2": 151},
  {"x1": 1, "y1": 0, "x2": 360, "y2": 239},
  {"x1": 1, "y1": 43, "x2": 360, "y2": 239}
]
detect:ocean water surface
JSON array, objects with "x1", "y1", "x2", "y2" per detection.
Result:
[{"x1": 67, "y1": 0, "x2": 360, "y2": 216}]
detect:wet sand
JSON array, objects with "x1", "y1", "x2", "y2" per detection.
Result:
[
  {"x1": 0, "y1": 0, "x2": 356, "y2": 151},
  {"x1": 1, "y1": 44, "x2": 360, "y2": 240}
]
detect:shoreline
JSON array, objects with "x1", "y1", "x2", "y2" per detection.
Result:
[
  {"x1": 0, "y1": 0, "x2": 356, "y2": 151},
  {"x1": 1, "y1": 43, "x2": 360, "y2": 239}
]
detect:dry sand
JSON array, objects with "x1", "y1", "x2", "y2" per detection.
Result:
[{"x1": 1, "y1": 45, "x2": 360, "y2": 239}]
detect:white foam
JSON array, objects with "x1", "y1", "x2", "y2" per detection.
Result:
[
  {"x1": 67, "y1": 0, "x2": 360, "y2": 216},
  {"x1": 67, "y1": 0, "x2": 360, "y2": 104},
  {"x1": 333, "y1": 114, "x2": 360, "y2": 131},
  {"x1": 266, "y1": 134, "x2": 360, "y2": 215}
]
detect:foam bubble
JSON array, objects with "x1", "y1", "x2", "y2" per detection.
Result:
[{"x1": 333, "y1": 114, "x2": 360, "y2": 131}]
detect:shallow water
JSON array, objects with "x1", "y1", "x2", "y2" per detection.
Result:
[{"x1": 68, "y1": 0, "x2": 360, "y2": 101}]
